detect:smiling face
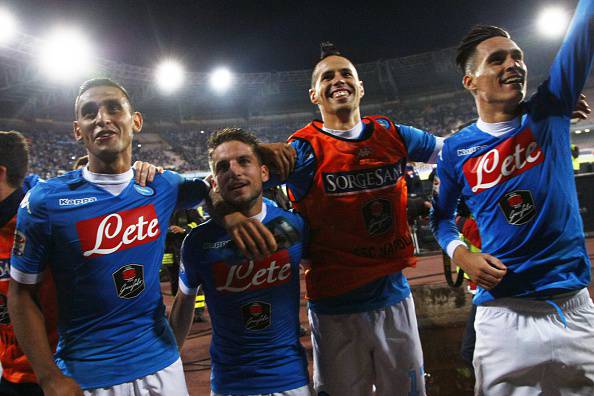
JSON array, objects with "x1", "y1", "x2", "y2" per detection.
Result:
[
  {"x1": 73, "y1": 85, "x2": 142, "y2": 169},
  {"x1": 309, "y1": 55, "x2": 365, "y2": 116},
  {"x1": 210, "y1": 140, "x2": 269, "y2": 213},
  {"x1": 463, "y1": 36, "x2": 527, "y2": 108}
]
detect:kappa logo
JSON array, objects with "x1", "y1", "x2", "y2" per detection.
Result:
[
  {"x1": 242, "y1": 301, "x2": 271, "y2": 331},
  {"x1": 59, "y1": 197, "x2": 97, "y2": 206},
  {"x1": 463, "y1": 128, "x2": 544, "y2": 194},
  {"x1": 20, "y1": 191, "x2": 31, "y2": 214},
  {"x1": 356, "y1": 146, "x2": 373, "y2": 159},
  {"x1": 213, "y1": 250, "x2": 292, "y2": 293},
  {"x1": 457, "y1": 145, "x2": 486, "y2": 157},
  {"x1": 112, "y1": 264, "x2": 145, "y2": 299},
  {"x1": 76, "y1": 205, "x2": 161, "y2": 258}
]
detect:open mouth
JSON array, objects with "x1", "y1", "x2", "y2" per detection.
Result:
[
  {"x1": 501, "y1": 75, "x2": 525, "y2": 87},
  {"x1": 229, "y1": 181, "x2": 249, "y2": 192},
  {"x1": 94, "y1": 130, "x2": 117, "y2": 141}
]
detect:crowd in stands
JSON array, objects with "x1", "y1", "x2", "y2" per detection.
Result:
[{"x1": 1, "y1": 93, "x2": 591, "y2": 177}]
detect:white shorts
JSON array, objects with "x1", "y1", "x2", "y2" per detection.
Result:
[
  {"x1": 474, "y1": 288, "x2": 594, "y2": 396},
  {"x1": 83, "y1": 357, "x2": 189, "y2": 396},
  {"x1": 210, "y1": 384, "x2": 312, "y2": 396},
  {"x1": 308, "y1": 295, "x2": 425, "y2": 396}
]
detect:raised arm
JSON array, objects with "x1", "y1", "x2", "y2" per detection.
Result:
[{"x1": 546, "y1": 0, "x2": 594, "y2": 114}]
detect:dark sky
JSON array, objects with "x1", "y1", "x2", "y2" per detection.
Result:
[{"x1": 6, "y1": 0, "x2": 579, "y2": 73}]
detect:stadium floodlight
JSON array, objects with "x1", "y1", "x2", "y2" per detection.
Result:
[
  {"x1": 40, "y1": 27, "x2": 94, "y2": 82},
  {"x1": 0, "y1": 8, "x2": 17, "y2": 45},
  {"x1": 537, "y1": 7, "x2": 569, "y2": 38},
  {"x1": 210, "y1": 67, "x2": 233, "y2": 93},
  {"x1": 155, "y1": 59, "x2": 185, "y2": 94}
]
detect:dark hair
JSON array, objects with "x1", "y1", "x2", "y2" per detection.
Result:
[
  {"x1": 456, "y1": 25, "x2": 510, "y2": 74},
  {"x1": 74, "y1": 78, "x2": 133, "y2": 116},
  {"x1": 0, "y1": 131, "x2": 29, "y2": 188},
  {"x1": 207, "y1": 128, "x2": 263, "y2": 165},
  {"x1": 311, "y1": 41, "x2": 349, "y2": 87}
]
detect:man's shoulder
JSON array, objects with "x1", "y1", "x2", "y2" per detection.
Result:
[{"x1": 184, "y1": 219, "x2": 224, "y2": 247}]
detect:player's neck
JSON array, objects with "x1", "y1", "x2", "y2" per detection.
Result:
[
  {"x1": 0, "y1": 184, "x2": 17, "y2": 203},
  {"x1": 87, "y1": 154, "x2": 131, "y2": 175},
  {"x1": 242, "y1": 196, "x2": 264, "y2": 218},
  {"x1": 321, "y1": 108, "x2": 362, "y2": 130},
  {"x1": 476, "y1": 99, "x2": 521, "y2": 123}
]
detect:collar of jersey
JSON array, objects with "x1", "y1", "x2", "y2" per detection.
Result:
[
  {"x1": 311, "y1": 118, "x2": 373, "y2": 142},
  {"x1": 249, "y1": 202, "x2": 267, "y2": 223}
]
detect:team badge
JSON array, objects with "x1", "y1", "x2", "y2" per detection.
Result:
[
  {"x1": 0, "y1": 294, "x2": 9, "y2": 325},
  {"x1": 11, "y1": 231, "x2": 26, "y2": 256},
  {"x1": 362, "y1": 198, "x2": 393, "y2": 236},
  {"x1": 112, "y1": 264, "x2": 145, "y2": 299},
  {"x1": 499, "y1": 190, "x2": 536, "y2": 225},
  {"x1": 133, "y1": 184, "x2": 155, "y2": 196},
  {"x1": 0, "y1": 259, "x2": 10, "y2": 280},
  {"x1": 242, "y1": 301, "x2": 271, "y2": 331},
  {"x1": 376, "y1": 118, "x2": 391, "y2": 130}
]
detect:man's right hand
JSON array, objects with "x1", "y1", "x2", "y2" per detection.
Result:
[
  {"x1": 223, "y1": 212, "x2": 277, "y2": 260},
  {"x1": 453, "y1": 246, "x2": 507, "y2": 290},
  {"x1": 40, "y1": 374, "x2": 84, "y2": 396}
]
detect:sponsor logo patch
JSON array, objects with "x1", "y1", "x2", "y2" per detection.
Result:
[
  {"x1": 59, "y1": 197, "x2": 97, "y2": 206},
  {"x1": 112, "y1": 264, "x2": 145, "y2": 299},
  {"x1": 213, "y1": 250, "x2": 292, "y2": 293},
  {"x1": 499, "y1": 190, "x2": 536, "y2": 225},
  {"x1": 11, "y1": 231, "x2": 26, "y2": 256},
  {"x1": 463, "y1": 128, "x2": 544, "y2": 194},
  {"x1": 0, "y1": 294, "x2": 9, "y2": 325},
  {"x1": 0, "y1": 259, "x2": 10, "y2": 280},
  {"x1": 76, "y1": 205, "x2": 160, "y2": 258},
  {"x1": 133, "y1": 184, "x2": 155, "y2": 196},
  {"x1": 362, "y1": 198, "x2": 393, "y2": 236},
  {"x1": 242, "y1": 301, "x2": 271, "y2": 331},
  {"x1": 323, "y1": 164, "x2": 401, "y2": 195}
]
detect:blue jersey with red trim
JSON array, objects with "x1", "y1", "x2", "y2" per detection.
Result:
[
  {"x1": 432, "y1": 0, "x2": 593, "y2": 304},
  {"x1": 10, "y1": 169, "x2": 208, "y2": 389},
  {"x1": 179, "y1": 202, "x2": 309, "y2": 395}
]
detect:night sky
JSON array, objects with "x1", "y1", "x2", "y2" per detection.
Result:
[{"x1": 5, "y1": 0, "x2": 580, "y2": 72}]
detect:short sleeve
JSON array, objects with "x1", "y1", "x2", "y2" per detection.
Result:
[{"x1": 10, "y1": 187, "x2": 52, "y2": 284}]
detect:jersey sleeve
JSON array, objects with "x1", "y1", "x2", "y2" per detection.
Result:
[
  {"x1": 10, "y1": 187, "x2": 52, "y2": 284},
  {"x1": 430, "y1": 142, "x2": 466, "y2": 257},
  {"x1": 396, "y1": 124, "x2": 443, "y2": 164},
  {"x1": 178, "y1": 232, "x2": 203, "y2": 296},
  {"x1": 543, "y1": 0, "x2": 594, "y2": 115},
  {"x1": 162, "y1": 171, "x2": 210, "y2": 209},
  {"x1": 265, "y1": 139, "x2": 316, "y2": 201}
]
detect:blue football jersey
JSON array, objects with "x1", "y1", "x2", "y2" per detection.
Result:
[
  {"x1": 432, "y1": 0, "x2": 593, "y2": 304},
  {"x1": 179, "y1": 202, "x2": 309, "y2": 395},
  {"x1": 10, "y1": 169, "x2": 208, "y2": 389}
]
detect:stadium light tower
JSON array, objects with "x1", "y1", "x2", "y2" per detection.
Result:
[
  {"x1": 210, "y1": 67, "x2": 233, "y2": 93},
  {"x1": 537, "y1": 6, "x2": 569, "y2": 38},
  {"x1": 40, "y1": 27, "x2": 94, "y2": 82},
  {"x1": 155, "y1": 59, "x2": 185, "y2": 94},
  {"x1": 0, "y1": 8, "x2": 18, "y2": 45}
]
